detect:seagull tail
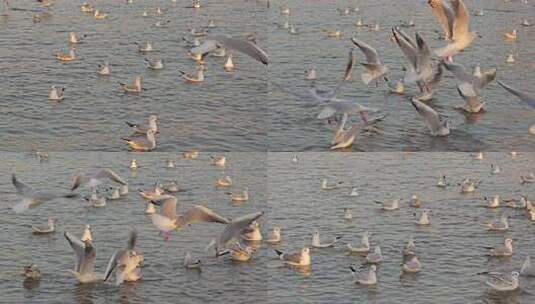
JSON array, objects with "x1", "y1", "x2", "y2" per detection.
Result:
[{"x1": 274, "y1": 249, "x2": 284, "y2": 258}]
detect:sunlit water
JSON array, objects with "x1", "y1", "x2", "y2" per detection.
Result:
[
  {"x1": 0, "y1": 0, "x2": 268, "y2": 152},
  {"x1": 268, "y1": 0, "x2": 535, "y2": 151}
]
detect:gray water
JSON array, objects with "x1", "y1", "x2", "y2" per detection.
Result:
[
  {"x1": 267, "y1": 152, "x2": 535, "y2": 303},
  {"x1": 0, "y1": 152, "x2": 267, "y2": 303}
]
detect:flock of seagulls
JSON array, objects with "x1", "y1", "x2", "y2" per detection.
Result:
[
  {"x1": 268, "y1": 152, "x2": 535, "y2": 294},
  {"x1": 15, "y1": 153, "x2": 271, "y2": 285},
  {"x1": 273, "y1": 0, "x2": 535, "y2": 150},
  {"x1": 1, "y1": 0, "x2": 268, "y2": 152}
]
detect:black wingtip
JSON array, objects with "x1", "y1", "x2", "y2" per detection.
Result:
[
  {"x1": 274, "y1": 249, "x2": 283, "y2": 256},
  {"x1": 349, "y1": 265, "x2": 356, "y2": 273}
]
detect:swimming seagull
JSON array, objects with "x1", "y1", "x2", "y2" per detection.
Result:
[
  {"x1": 311, "y1": 230, "x2": 342, "y2": 248},
  {"x1": 486, "y1": 238, "x2": 514, "y2": 257},
  {"x1": 135, "y1": 41, "x2": 153, "y2": 53},
  {"x1": 520, "y1": 256, "x2": 535, "y2": 276},
  {"x1": 375, "y1": 199, "x2": 400, "y2": 211},
  {"x1": 64, "y1": 231, "x2": 107, "y2": 283},
  {"x1": 403, "y1": 236, "x2": 417, "y2": 256},
  {"x1": 144, "y1": 58, "x2": 164, "y2": 70},
  {"x1": 86, "y1": 189, "x2": 106, "y2": 207},
  {"x1": 484, "y1": 271, "x2": 519, "y2": 291},
  {"x1": 321, "y1": 178, "x2": 343, "y2": 190},
  {"x1": 103, "y1": 229, "x2": 143, "y2": 285},
  {"x1": 228, "y1": 188, "x2": 249, "y2": 203},
  {"x1": 241, "y1": 221, "x2": 262, "y2": 241},
  {"x1": 32, "y1": 217, "x2": 56, "y2": 234},
  {"x1": 122, "y1": 129, "x2": 157, "y2": 151},
  {"x1": 179, "y1": 65, "x2": 204, "y2": 83},
  {"x1": 70, "y1": 169, "x2": 127, "y2": 192},
  {"x1": 22, "y1": 264, "x2": 41, "y2": 280},
  {"x1": 402, "y1": 256, "x2": 422, "y2": 273},
  {"x1": 93, "y1": 9, "x2": 107, "y2": 20},
  {"x1": 485, "y1": 195, "x2": 500, "y2": 208},
  {"x1": 351, "y1": 38, "x2": 388, "y2": 86},
  {"x1": 48, "y1": 86, "x2": 65, "y2": 101},
  {"x1": 55, "y1": 47, "x2": 76, "y2": 61},
  {"x1": 490, "y1": 164, "x2": 501, "y2": 175},
  {"x1": 68, "y1": 32, "x2": 86, "y2": 44},
  {"x1": 346, "y1": 231, "x2": 371, "y2": 254},
  {"x1": 366, "y1": 246, "x2": 383, "y2": 263},
  {"x1": 11, "y1": 174, "x2": 78, "y2": 213},
  {"x1": 460, "y1": 178, "x2": 478, "y2": 193},
  {"x1": 486, "y1": 215, "x2": 509, "y2": 231},
  {"x1": 97, "y1": 62, "x2": 110, "y2": 76},
  {"x1": 183, "y1": 252, "x2": 202, "y2": 269},
  {"x1": 521, "y1": 173, "x2": 535, "y2": 184},
  {"x1": 190, "y1": 35, "x2": 268, "y2": 65},
  {"x1": 330, "y1": 115, "x2": 385, "y2": 150},
  {"x1": 437, "y1": 175, "x2": 449, "y2": 187},
  {"x1": 216, "y1": 176, "x2": 232, "y2": 188},
  {"x1": 416, "y1": 209, "x2": 431, "y2": 225},
  {"x1": 349, "y1": 265, "x2": 377, "y2": 285},
  {"x1": 148, "y1": 195, "x2": 228, "y2": 240},
  {"x1": 265, "y1": 227, "x2": 282, "y2": 244},
  {"x1": 119, "y1": 76, "x2": 143, "y2": 93},
  {"x1": 344, "y1": 208, "x2": 353, "y2": 219},
  {"x1": 410, "y1": 194, "x2": 421, "y2": 208},
  {"x1": 223, "y1": 54, "x2": 234, "y2": 71},
  {"x1": 411, "y1": 99, "x2": 451, "y2": 136},
  {"x1": 349, "y1": 188, "x2": 359, "y2": 196},
  {"x1": 305, "y1": 67, "x2": 317, "y2": 80},
  {"x1": 274, "y1": 247, "x2": 311, "y2": 266},
  {"x1": 125, "y1": 115, "x2": 158, "y2": 135},
  {"x1": 429, "y1": 0, "x2": 477, "y2": 61}
]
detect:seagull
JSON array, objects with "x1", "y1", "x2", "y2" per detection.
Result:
[
  {"x1": 321, "y1": 178, "x2": 343, "y2": 190},
  {"x1": 375, "y1": 199, "x2": 400, "y2": 211},
  {"x1": 11, "y1": 174, "x2": 78, "y2": 213},
  {"x1": 145, "y1": 202, "x2": 156, "y2": 214},
  {"x1": 384, "y1": 76, "x2": 405, "y2": 95},
  {"x1": 506, "y1": 53, "x2": 515, "y2": 64},
  {"x1": 330, "y1": 115, "x2": 385, "y2": 150},
  {"x1": 487, "y1": 238, "x2": 514, "y2": 257},
  {"x1": 130, "y1": 159, "x2": 138, "y2": 169},
  {"x1": 265, "y1": 227, "x2": 282, "y2": 244},
  {"x1": 496, "y1": 81, "x2": 535, "y2": 133},
  {"x1": 144, "y1": 58, "x2": 164, "y2": 70},
  {"x1": 93, "y1": 9, "x2": 107, "y2": 20},
  {"x1": 349, "y1": 188, "x2": 359, "y2": 196},
  {"x1": 22, "y1": 264, "x2": 41, "y2": 280},
  {"x1": 437, "y1": 175, "x2": 449, "y2": 187},
  {"x1": 86, "y1": 189, "x2": 106, "y2": 207},
  {"x1": 55, "y1": 47, "x2": 76, "y2": 62},
  {"x1": 241, "y1": 221, "x2": 262, "y2": 241},
  {"x1": 97, "y1": 62, "x2": 110, "y2": 76},
  {"x1": 403, "y1": 236, "x2": 417, "y2": 256},
  {"x1": 311, "y1": 230, "x2": 342, "y2": 248},
  {"x1": 103, "y1": 230, "x2": 143, "y2": 285},
  {"x1": 443, "y1": 61, "x2": 496, "y2": 97},
  {"x1": 125, "y1": 115, "x2": 159, "y2": 135},
  {"x1": 107, "y1": 188, "x2": 121, "y2": 200},
  {"x1": 48, "y1": 86, "x2": 65, "y2": 101},
  {"x1": 179, "y1": 65, "x2": 204, "y2": 83},
  {"x1": 520, "y1": 256, "x2": 535, "y2": 276},
  {"x1": 64, "y1": 231, "x2": 107, "y2": 283},
  {"x1": 122, "y1": 129, "x2": 157, "y2": 151},
  {"x1": 347, "y1": 231, "x2": 371, "y2": 254},
  {"x1": 429, "y1": 0, "x2": 477, "y2": 61},
  {"x1": 504, "y1": 30, "x2": 517, "y2": 41},
  {"x1": 410, "y1": 194, "x2": 422, "y2": 208},
  {"x1": 80, "y1": 2, "x2": 93, "y2": 13},
  {"x1": 223, "y1": 54, "x2": 234, "y2": 71},
  {"x1": 189, "y1": 35, "x2": 268, "y2": 65},
  {"x1": 68, "y1": 32, "x2": 86, "y2": 44},
  {"x1": 32, "y1": 217, "x2": 56, "y2": 234},
  {"x1": 411, "y1": 99, "x2": 451, "y2": 136},
  {"x1": 485, "y1": 195, "x2": 501, "y2": 208},
  {"x1": 230, "y1": 243, "x2": 254, "y2": 261},
  {"x1": 366, "y1": 246, "x2": 383, "y2": 263},
  {"x1": 119, "y1": 76, "x2": 143, "y2": 93},
  {"x1": 521, "y1": 173, "x2": 535, "y2": 184},
  {"x1": 148, "y1": 195, "x2": 229, "y2": 240},
  {"x1": 485, "y1": 271, "x2": 519, "y2": 291},
  {"x1": 349, "y1": 265, "x2": 377, "y2": 285},
  {"x1": 70, "y1": 169, "x2": 127, "y2": 192},
  {"x1": 228, "y1": 188, "x2": 249, "y2": 203},
  {"x1": 183, "y1": 150, "x2": 199, "y2": 159},
  {"x1": 305, "y1": 67, "x2": 317, "y2": 80},
  {"x1": 275, "y1": 247, "x2": 311, "y2": 266},
  {"x1": 216, "y1": 176, "x2": 232, "y2": 188},
  {"x1": 486, "y1": 215, "x2": 509, "y2": 231},
  {"x1": 183, "y1": 252, "x2": 202, "y2": 269},
  {"x1": 455, "y1": 86, "x2": 486, "y2": 113},
  {"x1": 391, "y1": 27, "x2": 433, "y2": 89},
  {"x1": 81, "y1": 225, "x2": 92, "y2": 242},
  {"x1": 135, "y1": 41, "x2": 153, "y2": 53},
  {"x1": 317, "y1": 100, "x2": 378, "y2": 125},
  {"x1": 491, "y1": 164, "x2": 501, "y2": 175},
  {"x1": 402, "y1": 256, "x2": 422, "y2": 273},
  {"x1": 211, "y1": 156, "x2": 226, "y2": 167},
  {"x1": 460, "y1": 178, "x2": 478, "y2": 193},
  {"x1": 344, "y1": 208, "x2": 353, "y2": 220},
  {"x1": 351, "y1": 38, "x2": 388, "y2": 86},
  {"x1": 209, "y1": 211, "x2": 264, "y2": 253},
  {"x1": 416, "y1": 209, "x2": 431, "y2": 225}
]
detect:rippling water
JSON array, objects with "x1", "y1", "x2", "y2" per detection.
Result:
[
  {"x1": 268, "y1": 0, "x2": 535, "y2": 151},
  {"x1": 0, "y1": 0, "x2": 268, "y2": 152},
  {"x1": 0, "y1": 152, "x2": 267, "y2": 303},
  {"x1": 267, "y1": 152, "x2": 535, "y2": 303}
]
